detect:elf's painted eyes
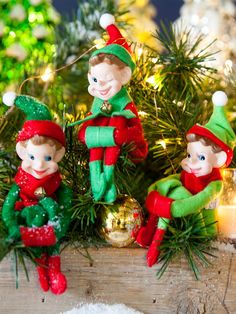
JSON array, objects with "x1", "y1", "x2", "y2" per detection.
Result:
[
  {"x1": 198, "y1": 155, "x2": 205, "y2": 161},
  {"x1": 29, "y1": 154, "x2": 35, "y2": 160},
  {"x1": 187, "y1": 153, "x2": 191, "y2": 158},
  {"x1": 92, "y1": 77, "x2": 98, "y2": 83},
  {"x1": 44, "y1": 156, "x2": 52, "y2": 161}
]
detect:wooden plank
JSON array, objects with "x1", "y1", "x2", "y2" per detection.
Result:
[{"x1": 0, "y1": 246, "x2": 236, "y2": 314}]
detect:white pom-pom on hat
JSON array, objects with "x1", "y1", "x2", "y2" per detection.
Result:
[
  {"x1": 2, "y1": 91, "x2": 17, "y2": 106},
  {"x1": 99, "y1": 13, "x2": 115, "y2": 29},
  {"x1": 212, "y1": 91, "x2": 228, "y2": 107}
]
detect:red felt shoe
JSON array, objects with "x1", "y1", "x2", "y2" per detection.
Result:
[
  {"x1": 48, "y1": 256, "x2": 67, "y2": 295},
  {"x1": 146, "y1": 228, "x2": 166, "y2": 267},
  {"x1": 136, "y1": 214, "x2": 158, "y2": 248},
  {"x1": 35, "y1": 253, "x2": 49, "y2": 292}
]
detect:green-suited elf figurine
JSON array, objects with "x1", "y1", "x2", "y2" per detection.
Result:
[
  {"x1": 136, "y1": 91, "x2": 236, "y2": 267},
  {"x1": 70, "y1": 13, "x2": 148, "y2": 203},
  {"x1": 1, "y1": 92, "x2": 72, "y2": 294}
]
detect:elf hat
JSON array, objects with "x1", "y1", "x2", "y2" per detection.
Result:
[
  {"x1": 187, "y1": 91, "x2": 236, "y2": 166},
  {"x1": 91, "y1": 13, "x2": 136, "y2": 72},
  {"x1": 2, "y1": 92, "x2": 66, "y2": 147}
]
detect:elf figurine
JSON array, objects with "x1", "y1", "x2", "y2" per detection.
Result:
[
  {"x1": 71, "y1": 13, "x2": 148, "y2": 203},
  {"x1": 136, "y1": 91, "x2": 236, "y2": 267},
  {"x1": 2, "y1": 92, "x2": 72, "y2": 294}
]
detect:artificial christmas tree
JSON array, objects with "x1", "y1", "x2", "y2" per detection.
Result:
[{"x1": 1, "y1": 0, "x2": 236, "y2": 288}]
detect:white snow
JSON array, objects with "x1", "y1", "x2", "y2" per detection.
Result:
[{"x1": 62, "y1": 303, "x2": 143, "y2": 314}]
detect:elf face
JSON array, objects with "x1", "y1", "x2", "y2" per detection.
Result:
[
  {"x1": 181, "y1": 140, "x2": 226, "y2": 177},
  {"x1": 16, "y1": 139, "x2": 65, "y2": 179},
  {"x1": 88, "y1": 62, "x2": 131, "y2": 100}
]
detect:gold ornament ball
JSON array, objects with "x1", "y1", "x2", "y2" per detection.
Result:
[{"x1": 101, "y1": 195, "x2": 143, "y2": 247}]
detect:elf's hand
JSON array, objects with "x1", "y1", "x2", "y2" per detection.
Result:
[
  {"x1": 7, "y1": 225, "x2": 21, "y2": 242},
  {"x1": 146, "y1": 190, "x2": 173, "y2": 219},
  {"x1": 39, "y1": 197, "x2": 59, "y2": 221},
  {"x1": 114, "y1": 128, "x2": 127, "y2": 146},
  {"x1": 21, "y1": 205, "x2": 47, "y2": 227}
]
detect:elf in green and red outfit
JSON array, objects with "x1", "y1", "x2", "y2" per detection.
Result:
[
  {"x1": 136, "y1": 91, "x2": 236, "y2": 267},
  {"x1": 2, "y1": 92, "x2": 72, "y2": 294},
  {"x1": 71, "y1": 13, "x2": 148, "y2": 203}
]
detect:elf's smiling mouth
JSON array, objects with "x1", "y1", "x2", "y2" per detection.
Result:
[
  {"x1": 190, "y1": 167, "x2": 201, "y2": 175},
  {"x1": 33, "y1": 169, "x2": 48, "y2": 176},
  {"x1": 98, "y1": 87, "x2": 111, "y2": 96}
]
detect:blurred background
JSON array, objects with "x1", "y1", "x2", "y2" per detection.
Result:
[{"x1": 52, "y1": 0, "x2": 184, "y2": 23}]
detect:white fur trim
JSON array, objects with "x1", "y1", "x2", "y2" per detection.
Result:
[
  {"x1": 2, "y1": 91, "x2": 17, "y2": 106},
  {"x1": 212, "y1": 91, "x2": 228, "y2": 106},
  {"x1": 99, "y1": 13, "x2": 115, "y2": 29}
]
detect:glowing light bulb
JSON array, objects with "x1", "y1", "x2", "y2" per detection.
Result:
[
  {"x1": 9, "y1": 31, "x2": 16, "y2": 37},
  {"x1": 146, "y1": 75, "x2": 158, "y2": 89},
  {"x1": 156, "y1": 140, "x2": 166, "y2": 150},
  {"x1": 137, "y1": 48, "x2": 143, "y2": 58},
  {"x1": 94, "y1": 39, "x2": 105, "y2": 49},
  {"x1": 41, "y1": 66, "x2": 54, "y2": 82},
  {"x1": 138, "y1": 111, "x2": 148, "y2": 118}
]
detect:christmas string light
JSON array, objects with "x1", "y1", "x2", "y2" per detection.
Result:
[{"x1": 18, "y1": 45, "x2": 97, "y2": 93}]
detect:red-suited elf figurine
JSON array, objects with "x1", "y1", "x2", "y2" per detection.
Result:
[
  {"x1": 2, "y1": 92, "x2": 72, "y2": 294},
  {"x1": 70, "y1": 13, "x2": 148, "y2": 203},
  {"x1": 136, "y1": 91, "x2": 236, "y2": 267}
]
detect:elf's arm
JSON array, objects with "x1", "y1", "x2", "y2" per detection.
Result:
[
  {"x1": 147, "y1": 180, "x2": 223, "y2": 219},
  {"x1": 171, "y1": 180, "x2": 223, "y2": 217},
  {"x1": 114, "y1": 102, "x2": 148, "y2": 162},
  {"x1": 54, "y1": 182, "x2": 73, "y2": 238},
  {"x1": 146, "y1": 174, "x2": 193, "y2": 219},
  {"x1": 2, "y1": 183, "x2": 21, "y2": 240},
  {"x1": 39, "y1": 182, "x2": 72, "y2": 238},
  {"x1": 77, "y1": 112, "x2": 93, "y2": 144}
]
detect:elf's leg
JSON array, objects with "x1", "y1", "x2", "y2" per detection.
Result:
[
  {"x1": 47, "y1": 245, "x2": 67, "y2": 295},
  {"x1": 33, "y1": 248, "x2": 49, "y2": 292},
  {"x1": 89, "y1": 148, "x2": 106, "y2": 201},
  {"x1": 202, "y1": 208, "x2": 217, "y2": 236},
  {"x1": 103, "y1": 116, "x2": 127, "y2": 203},
  {"x1": 104, "y1": 146, "x2": 120, "y2": 203},
  {"x1": 136, "y1": 214, "x2": 158, "y2": 248},
  {"x1": 147, "y1": 218, "x2": 169, "y2": 267}
]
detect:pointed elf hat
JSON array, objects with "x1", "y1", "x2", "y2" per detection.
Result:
[
  {"x1": 91, "y1": 13, "x2": 136, "y2": 72},
  {"x1": 187, "y1": 91, "x2": 236, "y2": 166},
  {"x1": 2, "y1": 92, "x2": 66, "y2": 146}
]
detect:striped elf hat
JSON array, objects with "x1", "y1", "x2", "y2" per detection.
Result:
[
  {"x1": 2, "y1": 92, "x2": 66, "y2": 146},
  {"x1": 91, "y1": 13, "x2": 136, "y2": 72},
  {"x1": 187, "y1": 91, "x2": 236, "y2": 166}
]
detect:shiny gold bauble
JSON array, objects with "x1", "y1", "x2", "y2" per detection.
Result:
[{"x1": 100, "y1": 195, "x2": 143, "y2": 247}]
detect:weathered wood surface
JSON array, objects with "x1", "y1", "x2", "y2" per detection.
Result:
[{"x1": 0, "y1": 245, "x2": 236, "y2": 314}]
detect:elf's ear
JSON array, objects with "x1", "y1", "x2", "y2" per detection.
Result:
[
  {"x1": 16, "y1": 142, "x2": 27, "y2": 160},
  {"x1": 54, "y1": 146, "x2": 65, "y2": 163},
  {"x1": 214, "y1": 150, "x2": 227, "y2": 168},
  {"x1": 120, "y1": 67, "x2": 132, "y2": 85}
]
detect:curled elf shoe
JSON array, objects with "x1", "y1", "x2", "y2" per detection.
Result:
[
  {"x1": 146, "y1": 228, "x2": 166, "y2": 267},
  {"x1": 48, "y1": 255, "x2": 67, "y2": 295},
  {"x1": 136, "y1": 214, "x2": 158, "y2": 248},
  {"x1": 104, "y1": 183, "x2": 117, "y2": 203}
]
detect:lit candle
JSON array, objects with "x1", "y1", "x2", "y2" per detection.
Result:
[
  {"x1": 217, "y1": 169, "x2": 236, "y2": 239},
  {"x1": 217, "y1": 205, "x2": 236, "y2": 238}
]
